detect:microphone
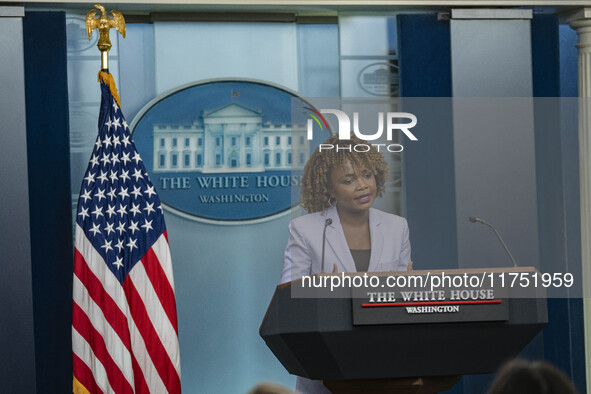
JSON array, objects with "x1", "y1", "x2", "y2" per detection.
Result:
[
  {"x1": 321, "y1": 218, "x2": 332, "y2": 273},
  {"x1": 469, "y1": 216, "x2": 518, "y2": 267}
]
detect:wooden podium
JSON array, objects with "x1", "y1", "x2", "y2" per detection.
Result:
[{"x1": 260, "y1": 267, "x2": 547, "y2": 394}]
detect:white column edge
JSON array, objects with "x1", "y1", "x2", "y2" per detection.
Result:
[{"x1": 569, "y1": 9, "x2": 591, "y2": 394}]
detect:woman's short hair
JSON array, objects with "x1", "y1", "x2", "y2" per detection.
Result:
[
  {"x1": 300, "y1": 135, "x2": 388, "y2": 213},
  {"x1": 487, "y1": 359, "x2": 578, "y2": 394}
]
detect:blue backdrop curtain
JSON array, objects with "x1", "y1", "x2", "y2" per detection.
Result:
[{"x1": 23, "y1": 11, "x2": 73, "y2": 393}]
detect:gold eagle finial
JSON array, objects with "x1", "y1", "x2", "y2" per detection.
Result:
[{"x1": 86, "y1": 4, "x2": 126, "y2": 70}]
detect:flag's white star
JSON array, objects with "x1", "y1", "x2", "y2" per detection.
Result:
[
  {"x1": 101, "y1": 239, "x2": 113, "y2": 253},
  {"x1": 157, "y1": 204, "x2": 163, "y2": 213},
  {"x1": 107, "y1": 188, "x2": 117, "y2": 200},
  {"x1": 80, "y1": 189, "x2": 92, "y2": 203},
  {"x1": 122, "y1": 135, "x2": 131, "y2": 148},
  {"x1": 117, "y1": 205, "x2": 127, "y2": 217},
  {"x1": 95, "y1": 136, "x2": 102, "y2": 149},
  {"x1": 143, "y1": 202, "x2": 155, "y2": 215},
  {"x1": 132, "y1": 168, "x2": 143, "y2": 182},
  {"x1": 111, "y1": 152, "x2": 120, "y2": 165},
  {"x1": 115, "y1": 238, "x2": 124, "y2": 252},
  {"x1": 121, "y1": 151, "x2": 131, "y2": 165},
  {"x1": 130, "y1": 203, "x2": 141, "y2": 217},
  {"x1": 129, "y1": 220, "x2": 139, "y2": 234},
  {"x1": 144, "y1": 185, "x2": 156, "y2": 199},
  {"x1": 113, "y1": 101, "x2": 119, "y2": 112},
  {"x1": 112, "y1": 135, "x2": 121, "y2": 148},
  {"x1": 100, "y1": 153, "x2": 111, "y2": 166},
  {"x1": 113, "y1": 256, "x2": 124, "y2": 270},
  {"x1": 95, "y1": 188, "x2": 106, "y2": 202},
  {"x1": 132, "y1": 152, "x2": 142, "y2": 164},
  {"x1": 127, "y1": 238, "x2": 138, "y2": 251},
  {"x1": 97, "y1": 170, "x2": 109, "y2": 184},
  {"x1": 118, "y1": 187, "x2": 129, "y2": 199},
  {"x1": 131, "y1": 186, "x2": 142, "y2": 199},
  {"x1": 89, "y1": 223, "x2": 101, "y2": 236},
  {"x1": 103, "y1": 135, "x2": 112, "y2": 148},
  {"x1": 113, "y1": 117, "x2": 121, "y2": 131},
  {"x1": 89, "y1": 154, "x2": 99, "y2": 167},
  {"x1": 120, "y1": 169, "x2": 130, "y2": 183},
  {"x1": 116, "y1": 221, "x2": 126, "y2": 235},
  {"x1": 78, "y1": 207, "x2": 90, "y2": 220},
  {"x1": 123, "y1": 120, "x2": 128, "y2": 130},
  {"x1": 141, "y1": 219, "x2": 153, "y2": 233},
  {"x1": 84, "y1": 172, "x2": 95, "y2": 185},
  {"x1": 110, "y1": 170, "x2": 118, "y2": 183},
  {"x1": 104, "y1": 222, "x2": 115, "y2": 236},
  {"x1": 105, "y1": 118, "x2": 113, "y2": 130},
  {"x1": 91, "y1": 206, "x2": 104, "y2": 219},
  {"x1": 106, "y1": 204, "x2": 116, "y2": 218}
]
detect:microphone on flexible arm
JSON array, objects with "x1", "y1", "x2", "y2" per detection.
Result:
[
  {"x1": 469, "y1": 216, "x2": 518, "y2": 267},
  {"x1": 321, "y1": 218, "x2": 333, "y2": 273}
]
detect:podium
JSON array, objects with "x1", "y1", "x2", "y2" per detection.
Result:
[{"x1": 260, "y1": 268, "x2": 547, "y2": 393}]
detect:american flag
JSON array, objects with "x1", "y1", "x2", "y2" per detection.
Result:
[{"x1": 73, "y1": 71, "x2": 181, "y2": 394}]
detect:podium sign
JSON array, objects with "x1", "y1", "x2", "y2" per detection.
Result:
[{"x1": 351, "y1": 272, "x2": 509, "y2": 325}]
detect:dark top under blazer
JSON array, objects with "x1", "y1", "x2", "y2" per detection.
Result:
[{"x1": 281, "y1": 206, "x2": 411, "y2": 283}]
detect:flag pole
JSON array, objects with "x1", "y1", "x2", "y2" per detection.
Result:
[
  {"x1": 86, "y1": 3, "x2": 126, "y2": 71},
  {"x1": 74, "y1": 6, "x2": 181, "y2": 393}
]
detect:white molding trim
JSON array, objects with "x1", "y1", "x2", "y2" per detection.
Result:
[
  {"x1": 566, "y1": 7, "x2": 591, "y2": 22},
  {"x1": 0, "y1": 7, "x2": 25, "y2": 17},
  {"x1": 451, "y1": 9, "x2": 532, "y2": 19},
  {"x1": 11, "y1": 0, "x2": 591, "y2": 6}
]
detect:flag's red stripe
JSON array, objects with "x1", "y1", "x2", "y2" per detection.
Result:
[
  {"x1": 163, "y1": 230, "x2": 168, "y2": 242},
  {"x1": 73, "y1": 352, "x2": 104, "y2": 394},
  {"x1": 130, "y1": 349, "x2": 150, "y2": 394},
  {"x1": 74, "y1": 250, "x2": 132, "y2": 351},
  {"x1": 123, "y1": 277, "x2": 181, "y2": 393},
  {"x1": 74, "y1": 250, "x2": 151, "y2": 394},
  {"x1": 141, "y1": 247, "x2": 179, "y2": 334},
  {"x1": 73, "y1": 303, "x2": 134, "y2": 394}
]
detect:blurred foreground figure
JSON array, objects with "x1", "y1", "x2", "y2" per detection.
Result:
[
  {"x1": 248, "y1": 381, "x2": 296, "y2": 394},
  {"x1": 487, "y1": 359, "x2": 578, "y2": 394}
]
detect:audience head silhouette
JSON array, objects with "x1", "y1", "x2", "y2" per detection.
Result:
[{"x1": 487, "y1": 359, "x2": 578, "y2": 394}]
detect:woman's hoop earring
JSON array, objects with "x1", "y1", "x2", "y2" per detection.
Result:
[{"x1": 328, "y1": 196, "x2": 336, "y2": 208}]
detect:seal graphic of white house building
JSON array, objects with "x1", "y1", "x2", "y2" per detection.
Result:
[{"x1": 152, "y1": 102, "x2": 308, "y2": 174}]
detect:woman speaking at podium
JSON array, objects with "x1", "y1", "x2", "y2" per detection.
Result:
[{"x1": 280, "y1": 135, "x2": 412, "y2": 393}]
